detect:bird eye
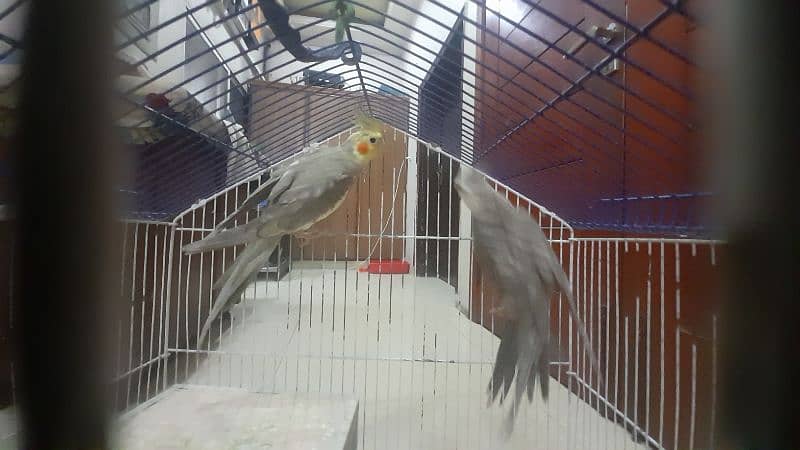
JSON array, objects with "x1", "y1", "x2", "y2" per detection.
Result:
[{"x1": 370, "y1": 137, "x2": 376, "y2": 143}]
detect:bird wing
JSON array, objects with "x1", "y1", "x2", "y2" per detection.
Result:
[
  {"x1": 253, "y1": 150, "x2": 363, "y2": 235},
  {"x1": 211, "y1": 143, "x2": 354, "y2": 232}
]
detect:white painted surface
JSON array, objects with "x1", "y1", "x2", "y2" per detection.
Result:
[
  {"x1": 115, "y1": 385, "x2": 359, "y2": 450},
  {"x1": 179, "y1": 264, "x2": 647, "y2": 450}
]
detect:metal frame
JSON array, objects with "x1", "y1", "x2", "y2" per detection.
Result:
[
  {"x1": 101, "y1": 134, "x2": 718, "y2": 450},
  {"x1": 0, "y1": 1, "x2": 723, "y2": 449},
  {"x1": 0, "y1": 0, "x2": 702, "y2": 234}
]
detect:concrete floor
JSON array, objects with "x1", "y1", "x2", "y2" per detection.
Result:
[
  {"x1": 0, "y1": 262, "x2": 648, "y2": 449},
  {"x1": 176, "y1": 262, "x2": 647, "y2": 450}
]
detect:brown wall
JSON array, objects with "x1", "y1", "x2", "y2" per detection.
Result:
[{"x1": 475, "y1": 0, "x2": 702, "y2": 229}]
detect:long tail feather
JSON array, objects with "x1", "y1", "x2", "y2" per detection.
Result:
[
  {"x1": 488, "y1": 324, "x2": 518, "y2": 405},
  {"x1": 196, "y1": 236, "x2": 279, "y2": 347},
  {"x1": 498, "y1": 321, "x2": 544, "y2": 438},
  {"x1": 182, "y1": 225, "x2": 255, "y2": 255}
]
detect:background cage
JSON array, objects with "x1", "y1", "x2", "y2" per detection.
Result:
[{"x1": 0, "y1": 0, "x2": 725, "y2": 449}]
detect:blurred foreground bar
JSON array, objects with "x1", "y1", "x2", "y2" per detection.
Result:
[
  {"x1": 13, "y1": 0, "x2": 118, "y2": 448},
  {"x1": 713, "y1": 2, "x2": 797, "y2": 449}
]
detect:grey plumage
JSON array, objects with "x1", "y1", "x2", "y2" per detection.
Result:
[
  {"x1": 454, "y1": 165, "x2": 599, "y2": 435},
  {"x1": 184, "y1": 117, "x2": 385, "y2": 347}
]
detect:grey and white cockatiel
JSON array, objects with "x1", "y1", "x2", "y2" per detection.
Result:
[
  {"x1": 454, "y1": 165, "x2": 599, "y2": 435},
  {"x1": 183, "y1": 114, "x2": 385, "y2": 346}
]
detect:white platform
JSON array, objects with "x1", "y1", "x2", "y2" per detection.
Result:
[{"x1": 114, "y1": 385, "x2": 358, "y2": 450}]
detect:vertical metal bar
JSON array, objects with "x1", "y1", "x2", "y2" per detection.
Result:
[
  {"x1": 229, "y1": 188, "x2": 240, "y2": 386},
  {"x1": 366, "y1": 170, "x2": 375, "y2": 449},
  {"x1": 285, "y1": 230, "x2": 293, "y2": 392},
  {"x1": 586, "y1": 241, "x2": 600, "y2": 407},
  {"x1": 689, "y1": 343, "x2": 697, "y2": 450},
  {"x1": 126, "y1": 225, "x2": 140, "y2": 409},
  {"x1": 634, "y1": 296, "x2": 641, "y2": 443},
  {"x1": 581, "y1": 238, "x2": 588, "y2": 449},
  {"x1": 710, "y1": 314, "x2": 718, "y2": 450},
  {"x1": 567, "y1": 235, "x2": 575, "y2": 450},
  {"x1": 183, "y1": 216, "x2": 193, "y2": 382},
  {"x1": 614, "y1": 241, "x2": 620, "y2": 450},
  {"x1": 614, "y1": 241, "x2": 622, "y2": 448},
  {"x1": 387, "y1": 167, "x2": 395, "y2": 450},
  {"x1": 624, "y1": 317, "x2": 630, "y2": 448},
  {"x1": 115, "y1": 224, "x2": 129, "y2": 411},
  {"x1": 298, "y1": 234, "x2": 305, "y2": 395},
  {"x1": 409, "y1": 145, "x2": 419, "y2": 448},
  {"x1": 604, "y1": 240, "x2": 611, "y2": 449},
  {"x1": 659, "y1": 242, "x2": 666, "y2": 444},
  {"x1": 137, "y1": 225, "x2": 150, "y2": 403},
  {"x1": 544, "y1": 206, "x2": 550, "y2": 448},
  {"x1": 447, "y1": 158, "x2": 453, "y2": 288},
  {"x1": 646, "y1": 244, "x2": 653, "y2": 437},
  {"x1": 219, "y1": 193, "x2": 229, "y2": 373},
  {"x1": 589, "y1": 240, "x2": 596, "y2": 443},
  {"x1": 208, "y1": 198, "x2": 217, "y2": 381},
  {"x1": 145, "y1": 233, "x2": 160, "y2": 400},
  {"x1": 557, "y1": 220, "x2": 564, "y2": 385},
  {"x1": 162, "y1": 224, "x2": 176, "y2": 391},
  {"x1": 196, "y1": 207, "x2": 206, "y2": 372},
  {"x1": 242, "y1": 195, "x2": 253, "y2": 389},
  {"x1": 174, "y1": 227, "x2": 184, "y2": 386},
  {"x1": 332, "y1": 238, "x2": 338, "y2": 396},
  {"x1": 674, "y1": 243, "x2": 682, "y2": 449}
]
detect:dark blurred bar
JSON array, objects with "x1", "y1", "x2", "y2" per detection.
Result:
[
  {"x1": 712, "y1": 3, "x2": 797, "y2": 449},
  {"x1": 12, "y1": 0, "x2": 117, "y2": 448}
]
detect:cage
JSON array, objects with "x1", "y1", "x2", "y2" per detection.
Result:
[{"x1": 0, "y1": 0, "x2": 723, "y2": 449}]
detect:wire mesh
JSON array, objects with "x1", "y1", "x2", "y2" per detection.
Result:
[
  {"x1": 149, "y1": 135, "x2": 718, "y2": 449},
  {"x1": 0, "y1": 0, "x2": 721, "y2": 448},
  {"x1": 1, "y1": 0, "x2": 704, "y2": 235}
]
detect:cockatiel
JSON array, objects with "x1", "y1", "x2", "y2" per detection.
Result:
[
  {"x1": 184, "y1": 114, "x2": 385, "y2": 346},
  {"x1": 454, "y1": 165, "x2": 599, "y2": 435}
]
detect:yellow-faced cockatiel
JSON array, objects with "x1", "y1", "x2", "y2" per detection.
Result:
[
  {"x1": 184, "y1": 114, "x2": 385, "y2": 346},
  {"x1": 454, "y1": 165, "x2": 600, "y2": 435}
]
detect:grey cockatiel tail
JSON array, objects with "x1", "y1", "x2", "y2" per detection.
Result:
[
  {"x1": 184, "y1": 115, "x2": 385, "y2": 346},
  {"x1": 454, "y1": 165, "x2": 599, "y2": 435}
]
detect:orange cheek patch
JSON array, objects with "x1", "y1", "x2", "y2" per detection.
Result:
[{"x1": 356, "y1": 142, "x2": 370, "y2": 155}]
